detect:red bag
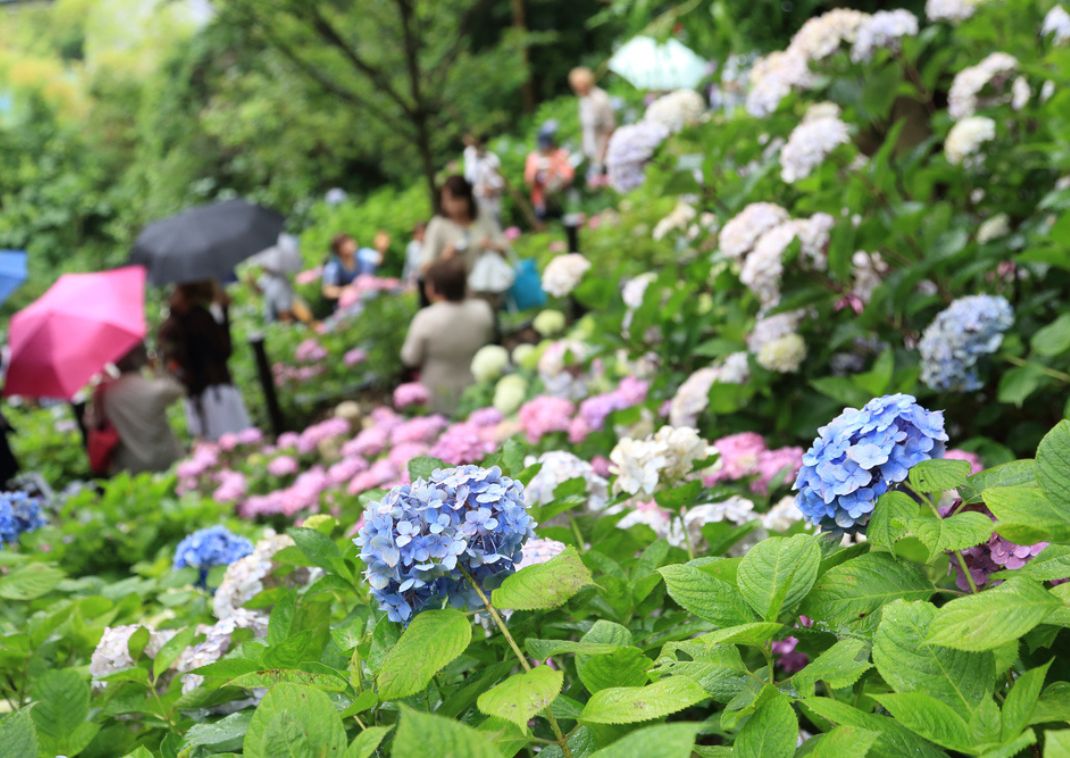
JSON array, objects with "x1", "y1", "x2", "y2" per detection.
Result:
[{"x1": 87, "y1": 384, "x2": 120, "y2": 476}]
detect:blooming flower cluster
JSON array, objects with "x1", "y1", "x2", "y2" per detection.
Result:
[
  {"x1": 705, "y1": 432, "x2": 804, "y2": 495},
  {"x1": 533, "y1": 309, "x2": 567, "y2": 337},
  {"x1": 344, "y1": 347, "x2": 368, "y2": 367},
  {"x1": 945, "y1": 502, "x2": 1048, "y2": 590},
  {"x1": 214, "y1": 533, "x2": 301, "y2": 619},
  {"x1": 394, "y1": 382, "x2": 430, "y2": 409},
  {"x1": 719, "y1": 203, "x2": 790, "y2": 260},
  {"x1": 945, "y1": 116, "x2": 996, "y2": 165},
  {"x1": 515, "y1": 538, "x2": 566, "y2": 570},
  {"x1": 524, "y1": 451, "x2": 609, "y2": 511},
  {"x1": 518, "y1": 396, "x2": 575, "y2": 443},
  {"x1": 606, "y1": 121, "x2": 670, "y2": 192},
  {"x1": 90, "y1": 625, "x2": 175, "y2": 686},
  {"x1": 949, "y1": 52, "x2": 1019, "y2": 120},
  {"x1": 918, "y1": 295, "x2": 1013, "y2": 391},
  {"x1": 175, "y1": 609, "x2": 269, "y2": 693},
  {"x1": 780, "y1": 108, "x2": 851, "y2": 184},
  {"x1": 570, "y1": 376, "x2": 649, "y2": 442},
  {"x1": 757, "y1": 333, "x2": 808, "y2": 373},
  {"x1": 669, "y1": 353, "x2": 750, "y2": 428},
  {"x1": 471, "y1": 345, "x2": 509, "y2": 382},
  {"x1": 851, "y1": 10, "x2": 919, "y2": 62},
  {"x1": 0, "y1": 492, "x2": 45, "y2": 547},
  {"x1": 927, "y1": 0, "x2": 986, "y2": 23},
  {"x1": 356, "y1": 465, "x2": 534, "y2": 623},
  {"x1": 1044, "y1": 5, "x2": 1070, "y2": 44},
  {"x1": 644, "y1": 89, "x2": 706, "y2": 133},
  {"x1": 173, "y1": 526, "x2": 254, "y2": 584},
  {"x1": 542, "y1": 253, "x2": 591, "y2": 297},
  {"x1": 494, "y1": 375, "x2": 528, "y2": 415},
  {"x1": 794, "y1": 394, "x2": 948, "y2": 531},
  {"x1": 610, "y1": 426, "x2": 712, "y2": 496}
]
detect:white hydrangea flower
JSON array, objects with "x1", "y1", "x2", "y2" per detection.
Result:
[
  {"x1": 615, "y1": 501, "x2": 674, "y2": 540},
  {"x1": 213, "y1": 534, "x2": 294, "y2": 620},
  {"x1": 471, "y1": 345, "x2": 510, "y2": 383},
  {"x1": 945, "y1": 116, "x2": 996, "y2": 165},
  {"x1": 747, "y1": 310, "x2": 806, "y2": 354},
  {"x1": 1011, "y1": 76, "x2": 1031, "y2": 110},
  {"x1": 789, "y1": 9, "x2": 869, "y2": 60},
  {"x1": 740, "y1": 222, "x2": 795, "y2": 306},
  {"x1": 948, "y1": 53, "x2": 1019, "y2": 120},
  {"x1": 851, "y1": 10, "x2": 919, "y2": 62},
  {"x1": 780, "y1": 113, "x2": 850, "y2": 183},
  {"x1": 927, "y1": 0, "x2": 986, "y2": 23},
  {"x1": 610, "y1": 436, "x2": 669, "y2": 496},
  {"x1": 515, "y1": 538, "x2": 567, "y2": 570},
  {"x1": 977, "y1": 214, "x2": 1010, "y2": 244},
  {"x1": 669, "y1": 352, "x2": 750, "y2": 429},
  {"x1": 762, "y1": 495, "x2": 805, "y2": 532},
  {"x1": 719, "y1": 203, "x2": 790, "y2": 260},
  {"x1": 537, "y1": 339, "x2": 588, "y2": 379},
  {"x1": 90, "y1": 625, "x2": 176, "y2": 686},
  {"x1": 542, "y1": 254, "x2": 591, "y2": 297},
  {"x1": 622, "y1": 272, "x2": 656, "y2": 309},
  {"x1": 655, "y1": 425, "x2": 714, "y2": 481},
  {"x1": 524, "y1": 451, "x2": 609, "y2": 511},
  {"x1": 757, "y1": 333, "x2": 808, "y2": 373},
  {"x1": 746, "y1": 50, "x2": 815, "y2": 117},
  {"x1": 794, "y1": 213, "x2": 835, "y2": 269},
  {"x1": 645, "y1": 89, "x2": 707, "y2": 133},
  {"x1": 493, "y1": 375, "x2": 528, "y2": 415},
  {"x1": 1042, "y1": 80, "x2": 1057, "y2": 102},
  {"x1": 850, "y1": 251, "x2": 889, "y2": 304},
  {"x1": 653, "y1": 201, "x2": 698, "y2": 241},
  {"x1": 175, "y1": 610, "x2": 269, "y2": 693},
  {"x1": 1043, "y1": 5, "x2": 1070, "y2": 43},
  {"x1": 533, "y1": 309, "x2": 567, "y2": 337}
]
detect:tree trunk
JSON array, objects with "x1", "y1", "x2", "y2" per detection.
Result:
[
  {"x1": 511, "y1": 0, "x2": 536, "y2": 113},
  {"x1": 396, "y1": 0, "x2": 438, "y2": 208}
]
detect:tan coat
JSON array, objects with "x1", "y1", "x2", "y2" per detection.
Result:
[{"x1": 420, "y1": 214, "x2": 506, "y2": 273}]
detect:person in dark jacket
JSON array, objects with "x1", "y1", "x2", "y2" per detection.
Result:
[{"x1": 158, "y1": 280, "x2": 251, "y2": 441}]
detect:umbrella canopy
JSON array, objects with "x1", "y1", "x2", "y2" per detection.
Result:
[
  {"x1": 609, "y1": 36, "x2": 709, "y2": 91},
  {"x1": 245, "y1": 233, "x2": 303, "y2": 274},
  {"x1": 0, "y1": 250, "x2": 27, "y2": 306},
  {"x1": 130, "y1": 199, "x2": 285, "y2": 286},
  {"x1": 4, "y1": 266, "x2": 147, "y2": 399}
]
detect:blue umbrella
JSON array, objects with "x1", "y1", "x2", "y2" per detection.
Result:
[
  {"x1": 609, "y1": 36, "x2": 709, "y2": 91},
  {"x1": 0, "y1": 250, "x2": 27, "y2": 306}
]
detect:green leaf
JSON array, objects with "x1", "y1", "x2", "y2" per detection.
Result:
[
  {"x1": 1043, "y1": 729, "x2": 1070, "y2": 757},
  {"x1": 580, "y1": 677, "x2": 707, "y2": 724},
  {"x1": 985, "y1": 486, "x2": 1070, "y2": 544},
  {"x1": 229, "y1": 669, "x2": 349, "y2": 692},
  {"x1": 376, "y1": 609, "x2": 471, "y2": 701},
  {"x1": 244, "y1": 683, "x2": 348, "y2": 758},
  {"x1": 31, "y1": 668, "x2": 98, "y2": 757},
  {"x1": 871, "y1": 692, "x2": 973, "y2": 752},
  {"x1": 182, "y1": 712, "x2": 252, "y2": 752},
  {"x1": 798, "y1": 726, "x2": 879, "y2": 758},
  {"x1": 287, "y1": 528, "x2": 350, "y2": 579},
  {"x1": 801, "y1": 552, "x2": 933, "y2": 629},
  {"x1": 735, "y1": 691, "x2": 797, "y2": 758},
  {"x1": 867, "y1": 492, "x2": 919, "y2": 551},
  {"x1": 153, "y1": 626, "x2": 198, "y2": 681},
  {"x1": 1002, "y1": 661, "x2": 1051, "y2": 742},
  {"x1": 908, "y1": 510, "x2": 994, "y2": 557},
  {"x1": 793, "y1": 638, "x2": 873, "y2": 696},
  {"x1": 576, "y1": 621, "x2": 651, "y2": 693},
  {"x1": 736, "y1": 534, "x2": 821, "y2": 621},
  {"x1": 1012, "y1": 545, "x2": 1070, "y2": 582},
  {"x1": 1031, "y1": 313, "x2": 1070, "y2": 357},
  {"x1": 407, "y1": 456, "x2": 446, "y2": 482},
  {"x1": 1032, "y1": 682, "x2": 1070, "y2": 725},
  {"x1": 476, "y1": 666, "x2": 563, "y2": 731},
  {"x1": 651, "y1": 644, "x2": 749, "y2": 702},
  {"x1": 589, "y1": 722, "x2": 701, "y2": 758},
  {"x1": 0, "y1": 711, "x2": 37, "y2": 758},
  {"x1": 909, "y1": 458, "x2": 971, "y2": 494},
  {"x1": 1037, "y1": 421, "x2": 1070, "y2": 513},
  {"x1": 0, "y1": 564, "x2": 65, "y2": 600},
  {"x1": 525, "y1": 639, "x2": 625, "y2": 659},
  {"x1": 998, "y1": 364, "x2": 1047, "y2": 407},
  {"x1": 392, "y1": 706, "x2": 499, "y2": 758},
  {"x1": 873, "y1": 600, "x2": 994, "y2": 711},
  {"x1": 491, "y1": 547, "x2": 593, "y2": 610},
  {"x1": 345, "y1": 725, "x2": 393, "y2": 758},
  {"x1": 802, "y1": 697, "x2": 946, "y2": 758},
  {"x1": 694, "y1": 622, "x2": 784, "y2": 648},
  {"x1": 959, "y1": 460, "x2": 1037, "y2": 503},
  {"x1": 927, "y1": 578, "x2": 1061, "y2": 651},
  {"x1": 658, "y1": 563, "x2": 755, "y2": 627}
]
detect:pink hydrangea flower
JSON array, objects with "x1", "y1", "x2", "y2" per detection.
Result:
[
  {"x1": 348, "y1": 459, "x2": 398, "y2": 495},
  {"x1": 752, "y1": 447, "x2": 804, "y2": 495},
  {"x1": 328, "y1": 456, "x2": 369, "y2": 486},
  {"x1": 389, "y1": 442, "x2": 431, "y2": 471},
  {"x1": 344, "y1": 348, "x2": 368, "y2": 367},
  {"x1": 295, "y1": 339, "x2": 328, "y2": 363},
  {"x1": 267, "y1": 456, "x2": 299, "y2": 478},
  {"x1": 504, "y1": 226, "x2": 521, "y2": 241},
  {"x1": 706, "y1": 432, "x2": 766, "y2": 485},
  {"x1": 218, "y1": 433, "x2": 240, "y2": 451},
  {"x1": 298, "y1": 417, "x2": 351, "y2": 454},
  {"x1": 344, "y1": 426, "x2": 390, "y2": 458},
  {"x1": 237, "y1": 428, "x2": 263, "y2": 446},
  {"x1": 276, "y1": 432, "x2": 300, "y2": 449},
  {"x1": 772, "y1": 636, "x2": 809, "y2": 673},
  {"x1": 394, "y1": 382, "x2": 430, "y2": 409},
  {"x1": 369, "y1": 407, "x2": 403, "y2": 432},
  {"x1": 429, "y1": 422, "x2": 496, "y2": 465},
  {"x1": 390, "y1": 415, "x2": 448, "y2": 446},
  {"x1": 212, "y1": 470, "x2": 247, "y2": 503},
  {"x1": 591, "y1": 456, "x2": 612, "y2": 478},
  {"x1": 467, "y1": 407, "x2": 504, "y2": 428},
  {"x1": 945, "y1": 448, "x2": 984, "y2": 474},
  {"x1": 518, "y1": 396, "x2": 575, "y2": 443}
]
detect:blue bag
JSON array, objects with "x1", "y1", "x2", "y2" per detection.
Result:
[{"x1": 508, "y1": 258, "x2": 547, "y2": 312}]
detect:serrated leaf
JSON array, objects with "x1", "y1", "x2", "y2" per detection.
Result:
[
  {"x1": 393, "y1": 705, "x2": 499, "y2": 758},
  {"x1": 229, "y1": 668, "x2": 349, "y2": 692},
  {"x1": 1032, "y1": 314, "x2": 1070, "y2": 357},
  {"x1": 802, "y1": 697, "x2": 947, "y2": 758},
  {"x1": 525, "y1": 639, "x2": 625, "y2": 659},
  {"x1": 985, "y1": 486, "x2": 1070, "y2": 544},
  {"x1": 1043, "y1": 729, "x2": 1070, "y2": 757},
  {"x1": 376, "y1": 609, "x2": 471, "y2": 701},
  {"x1": 0, "y1": 564, "x2": 65, "y2": 600},
  {"x1": 580, "y1": 677, "x2": 707, "y2": 724},
  {"x1": 873, "y1": 600, "x2": 994, "y2": 711},
  {"x1": 491, "y1": 547, "x2": 593, "y2": 610},
  {"x1": 959, "y1": 460, "x2": 1036, "y2": 503},
  {"x1": 287, "y1": 527, "x2": 350, "y2": 579},
  {"x1": 1037, "y1": 421, "x2": 1070, "y2": 507},
  {"x1": 244, "y1": 683, "x2": 348, "y2": 758},
  {"x1": 793, "y1": 638, "x2": 873, "y2": 696},
  {"x1": 871, "y1": 692, "x2": 973, "y2": 752},
  {"x1": 589, "y1": 722, "x2": 701, "y2": 758},
  {"x1": 908, "y1": 510, "x2": 994, "y2": 557},
  {"x1": 476, "y1": 666, "x2": 563, "y2": 731},
  {"x1": 345, "y1": 725, "x2": 393, "y2": 758},
  {"x1": 0, "y1": 711, "x2": 37, "y2": 758},
  {"x1": 735, "y1": 691, "x2": 797, "y2": 758},
  {"x1": 798, "y1": 726, "x2": 879, "y2": 758},
  {"x1": 801, "y1": 552, "x2": 933, "y2": 628},
  {"x1": 736, "y1": 534, "x2": 821, "y2": 621},
  {"x1": 694, "y1": 622, "x2": 784, "y2": 648},
  {"x1": 1032, "y1": 682, "x2": 1070, "y2": 725},
  {"x1": 153, "y1": 627, "x2": 198, "y2": 681},
  {"x1": 576, "y1": 621, "x2": 651, "y2": 693},
  {"x1": 31, "y1": 668, "x2": 97, "y2": 756},
  {"x1": 408, "y1": 456, "x2": 447, "y2": 482},
  {"x1": 651, "y1": 644, "x2": 749, "y2": 702},
  {"x1": 658, "y1": 563, "x2": 755, "y2": 627},
  {"x1": 867, "y1": 492, "x2": 919, "y2": 551},
  {"x1": 1002, "y1": 661, "x2": 1051, "y2": 742},
  {"x1": 182, "y1": 712, "x2": 252, "y2": 752},
  {"x1": 1013, "y1": 545, "x2": 1070, "y2": 581},
  {"x1": 927, "y1": 578, "x2": 1060, "y2": 651},
  {"x1": 909, "y1": 459, "x2": 971, "y2": 494}
]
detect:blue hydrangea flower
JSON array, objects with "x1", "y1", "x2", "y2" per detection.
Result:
[
  {"x1": 356, "y1": 465, "x2": 535, "y2": 623},
  {"x1": 173, "y1": 526, "x2": 253, "y2": 581},
  {"x1": 793, "y1": 394, "x2": 948, "y2": 531},
  {"x1": 919, "y1": 295, "x2": 1013, "y2": 392},
  {"x1": 0, "y1": 492, "x2": 46, "y2": 548}
]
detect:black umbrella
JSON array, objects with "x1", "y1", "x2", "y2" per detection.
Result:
[{"x1": 130, "y1": 199, "x2": 285, "y2": 286}]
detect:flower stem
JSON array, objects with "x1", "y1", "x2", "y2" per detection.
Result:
[
  {"x1": 954, "y1": 549, "x2": 980, "y2": 594},
  {"x1": 1004, "y1": 355, "x2": 1070, "y2": 384},
  {"x1": 461, "y1": 567, "x2": 573, "y2": 758}
]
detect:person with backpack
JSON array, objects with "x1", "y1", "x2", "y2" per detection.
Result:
[{"x1": 524, "y1": 122, "x2": 575, "y2": 221}]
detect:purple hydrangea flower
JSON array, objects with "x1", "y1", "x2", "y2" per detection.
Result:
[
  {"x1": 793, "y1": 394, "x2": 948, "y2": 531},
  {"x1": 356, "y1": 465, "x2": 534, "y2": 623},
  {"x1": 919, "y1": 295, "x2": 1013, "y2": 392}
]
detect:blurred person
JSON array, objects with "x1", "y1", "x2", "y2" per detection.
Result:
[
  {"x1": 524, "y1": 122, "x2": 575, "y2": 221},
  {"x1": 463, "y1": 133, "x2": 505, "y2": 222},
  {"x1": 357, "y1": 231, "x2": 390, "y2": 276},
  {"x1": 401, "y1": 257, "x2": 495, "y2": 414},
  {"x1": 403, "y1": 221, "x2": 427, "y2": 287},
  {"x1": 158, "y1": 280, "x2": 252, "y2": 441},
  {"x1": 91, "y1": 343, "x2": 184, "y2": 475},
  {"x1": 569, "y1": 67, "x2": 615, "y2": 186},
  {"x1": 322, "y1": 234, "x2": 361, "y2": 310}
]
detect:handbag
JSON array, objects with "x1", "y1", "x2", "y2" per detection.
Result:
[
  {"x1": 468, "y1": 251, "x2": 516, "y2": 294},
  {"x1": 508, "y1": 259, "x2": 547, "y2": 311},
  {"x1": 87, "y1": 384, "x2": 120, "y2": 476}
]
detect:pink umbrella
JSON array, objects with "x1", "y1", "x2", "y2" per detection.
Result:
[{"x1": 5, "y1": 266, "x2": 147, "y2": 399}]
